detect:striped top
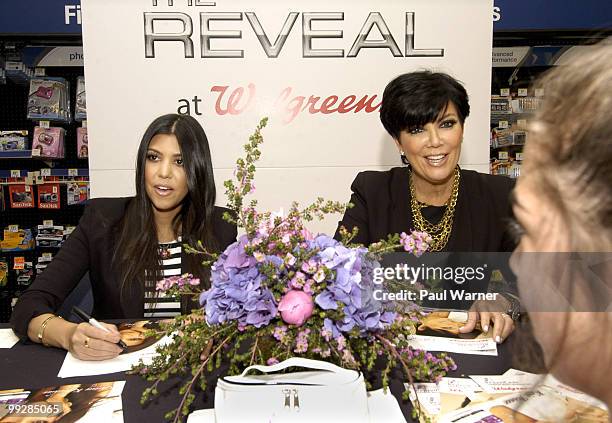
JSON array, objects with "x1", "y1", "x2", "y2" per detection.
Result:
[{"x1": 144, "y1": 240, "x2": 182, "y2": 318}]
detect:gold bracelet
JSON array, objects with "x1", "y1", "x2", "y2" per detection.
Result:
[{"x1": 37, "y1": 315, "x2": 63, "y2": 347}]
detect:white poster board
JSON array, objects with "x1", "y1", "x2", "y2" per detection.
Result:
[{"x1": 82, "y1": 0, "x2": 493, "y2": 233}]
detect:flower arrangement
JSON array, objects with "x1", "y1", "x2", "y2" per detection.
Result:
[{"x1": 135, "y1": 118, "x2": 456, "y2": 422}]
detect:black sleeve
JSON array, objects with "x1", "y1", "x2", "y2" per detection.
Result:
[
  {"x1": 334, "y1": 172, "x2": 371, "y2": 246},
  {"x1": 10, "y1": 202, "x2": 96, "y2": 340},
  {"x1": 490, "y1": 177, "x2": 519, "y2": 297},
  {"x1": 213, "y1": 207, "x2": 238, "y2": 251}
]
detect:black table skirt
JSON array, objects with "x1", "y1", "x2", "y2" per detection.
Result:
[{"x1": 0, "y1": 323, "x2": 516, "y2": 422}]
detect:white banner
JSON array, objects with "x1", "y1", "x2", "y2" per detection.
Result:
[{"x1": 82, "y1": 0, "x2": 493, "y2": 234}]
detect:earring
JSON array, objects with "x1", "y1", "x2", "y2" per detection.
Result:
[{"x1": 400, "y1": 152, "x2": 410, "y2": 166}]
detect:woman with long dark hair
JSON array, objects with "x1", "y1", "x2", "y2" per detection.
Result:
[{"x1": 11, "y1": 114, "x2": 236, "y2": 360}]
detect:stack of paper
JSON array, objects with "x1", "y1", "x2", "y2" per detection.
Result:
[
  {"x1": 406, "y1": 334, "x2": 498, "y2": 356},
  {"x1": 0, "y1": 328, "x2": 19, "y2": 348},
  {"x1": 57, "y1": 335, "x2": 173, "y2": 378},
  {"x1": 407, "y1": 370, "x2": 609, "y2": 423},
  {"x1": 0, "y1": 381, "x2": 125, "y2": 422}
]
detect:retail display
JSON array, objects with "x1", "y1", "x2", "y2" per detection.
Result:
[
  {"x1": 26, "y1": 77, "x2": 71, "y2": 122},
  {"x1": 75, "y1": 76, "x2": 87, "y2": 121},
  {"x1": 0, "y1": 130, "x2": 28, "y2": 151},
  {"x1": 4, "y1": 61, "x2": 32, "y2": 85},
  {"x1": 8, "y1": 185, "x2": 34, "y2": 208},
  {"x1": 15, "y1": 259, "x2": 33, "y2": 288},
  {"x1": 489, "y1": 93, "x2": 542, "y2": 178},
  {"x1": 37, "y1": 183, "x2": 61, "y2": 209},
  {"x1": 36, "y1": 225, "x2": 64, "y2": 248},
  {"x1": 0, "y1": 56, "x2": 90, "y2": 322},
  {"x1": 31, "y1": 126, "x2": 65, "y2": 158},
  {"x1": 77, "y1": 126, "x2": 88, "y2": 158},
  {"x1": 35, "y1": 254, "x2": 53, "y2": 275},
  {"x1": 0, "y1": 228, "x2": 35, "y2": 252},
  {"x1": 67, "y1": 181, "x2": 89, "y2": 205},
  {"x1": 0, "y1": 258, "x2": 7, "y2": 287}
]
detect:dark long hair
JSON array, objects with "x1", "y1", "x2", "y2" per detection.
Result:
[{"x1": 113, "y1": 114, "x2": 218, "y2": 300}]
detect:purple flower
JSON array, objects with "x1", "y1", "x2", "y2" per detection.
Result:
[
  {"x1": 313, "y1": 238, "x2": 397, "y2": 335},
  {"x1": 290, "y1": 272, "x2": 306, "y2": 289},
  {"x1": 294, "y1": 328, "x2": 311, "y2": 353},
  {"x1": 301, "y1": 258, "x2": 318, "y2": 274},
  {"x1": 400, "y1": 231, "x2": 432, "y2": 257},
  {"x1": 273, "y1": 325, "x2": 288, "y2": 342},
  {"x1": 199, "y1": 236, "x2": 278, "y2": 328},
  {"x1": 285, "y1": 253, "x2": 297, "y2": 266},
  {"x1": 223, "y1": 235, "x2": 257, "y2": 269}
]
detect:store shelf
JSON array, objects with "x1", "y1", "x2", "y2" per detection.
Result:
[
  {"x1": 0, "y1": 168, "x2": 89, "y2": 178},
  {"x1": 0, "y1": 150, "x2": 32, "y2": 159},
  {"x1": 490, "y1": 142, "x2": 526, "y2": 150}
]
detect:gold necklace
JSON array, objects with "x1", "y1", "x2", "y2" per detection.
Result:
[{"x1": 409, "y1": 167, "x2": 460, "y2": 252}]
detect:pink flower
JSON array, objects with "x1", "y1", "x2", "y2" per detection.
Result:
[
  {"x1": 267, "y1": 357, "x2": 279, "y2": 365},
  {"x1": 289, "y1": 271, "x2": 306, "y2": 289},
  {"x1": 300, "y1": 228, "x2": 314, "y2": 241},
  {"x1": 285, "y1": 253, "x2": 297, "y2": 266},
  {"x1": 273, "y1": 325, "x2": 288, "y2": 342},
  {"x1": 301, "y1": 259, "x2": 318, "y2": 274},
  {"x1": 313, "y1": 268, "x2": 326, "y2": 283},
  {"x1": 277, "y1": 290, "x2": 314, "y2": 326},
  {"x1": 336, "y1": 335, "x2": 346, "y2": 351},
  {"x1": 253, "y1": 251, "x2": 265, "y2": 262}
]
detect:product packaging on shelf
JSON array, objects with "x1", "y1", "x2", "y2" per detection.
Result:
[
  {"x1": 77, "y1": 127, "x2": 88, "y2": 158},
  {"x1": 31, "y1": 126, "x2": 65, "y2": 158},
  {"x1": 35, "y1": 254, "x2": 54, "y2": 275},
  {"x1": 0, "y1": 259, "x2": 8, "y2": 287},
  {"x1": 75, "y1": 76, "x2": 87, "y2": 121},
  {"x1": 37, "y1": 183, "x2": 61, "y2": 209},
  {"x1": 15, "y1": 260, "x2": 34, "y2": 288},
  {"x1": 8, "y1": 185, "x2": 34, "y2": 208},
  {"x1": 35, "y1": 224, "x2": 75, "y2": 248},
  {"x1": 0, "y1": 130, "x2": 28, "y2": 151},
  {"x1": 0, "y1": 228, "x2": 35, "y2": 252},
  {"x1": 27, "y1": 77, "x2": 71, "y2": 122},
  {"x1": 67, "y1": 182, "x2": 89, "y2": 205}
]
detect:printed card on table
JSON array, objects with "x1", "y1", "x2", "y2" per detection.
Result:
[{"x1": 0, "y1": 381, "x2": 125, "y2": 422}]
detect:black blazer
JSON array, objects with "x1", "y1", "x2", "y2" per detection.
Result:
[
  {"x1": 335, "y1": 167, "x2": 516, "y2": 252},
  {"x1": 11, "y1": 197, "x2": 237, "y2": 339}
]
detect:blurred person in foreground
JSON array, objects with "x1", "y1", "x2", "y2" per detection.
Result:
[{"x1": 510, "y1": 39, "x2": 612, "y2": 412}]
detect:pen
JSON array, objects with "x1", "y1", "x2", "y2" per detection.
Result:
[{"x1": 72, "y1": 306, "x2": 128, "y2": 350}]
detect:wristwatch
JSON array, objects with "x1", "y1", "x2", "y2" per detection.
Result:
[{"x1": 500, "y1": 292, "x2": 521, "y2": 321}]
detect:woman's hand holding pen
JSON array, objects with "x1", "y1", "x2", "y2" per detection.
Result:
[{"x1": 68, "y1": 322, "x2": 123, "y2": 360}]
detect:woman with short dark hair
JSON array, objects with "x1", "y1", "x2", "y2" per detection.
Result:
[
  {"x1": 11, "y1": 114, "x2": 237, "y2": 360},
  {"x1": 336, "y1": 71, "x2": 517, "y2": 342}
]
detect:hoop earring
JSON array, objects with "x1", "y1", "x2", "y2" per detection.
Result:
[{"x1": 400, "y1": 152, "x2": 410, "y2": 166}]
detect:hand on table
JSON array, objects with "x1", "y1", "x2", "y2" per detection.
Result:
[
  {"x1": 68, "y1": 322, "x2": 123, "y2": 360},
  {"x1": 458, "y1": 298, "x2": 515, "y2": 343}
]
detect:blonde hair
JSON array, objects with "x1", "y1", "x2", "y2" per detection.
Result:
[{"x1": 525, "y1": 39, "x2": 612, "y2": 251}]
